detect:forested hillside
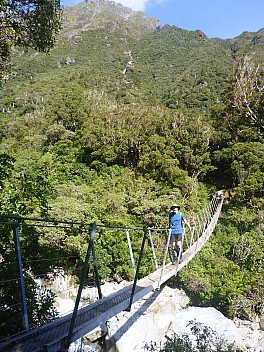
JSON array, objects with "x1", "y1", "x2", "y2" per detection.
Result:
[{"x1": 0, "y1": 0, "x2": 263, "y2": 338}]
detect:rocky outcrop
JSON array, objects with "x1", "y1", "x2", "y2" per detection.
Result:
[
  {"x1": 62, "y1": 0, "x2": 162, "y2": 39},
  {"x1": 45, "y1": 275, "x2": 264, "y2": 351},
  {"x1": 104, "y1": 286, "x2": 190, "y2": 351},
  {"x1": 79, "y1": 283, "x2": 264, "y2": 352}
]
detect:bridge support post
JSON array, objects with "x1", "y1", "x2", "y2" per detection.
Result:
[
  {"x1": 126, "y1": 227, "x2": 148, "y2": 311},
  {"x1": 64, "y1": 221, "x2": 97, "y2": 351},
  {"x1": 13, "y1": 219, "x2": 29, "y2": 332},
  {"x1": 148, "y1": 229, "x2": 158, "y2": 270},
  {"x1": 92, "y1": 239, "x2": 102, "y2": 300},
  {"x1": 126, "y1": 229, "x2": 136, "y2": 274}
]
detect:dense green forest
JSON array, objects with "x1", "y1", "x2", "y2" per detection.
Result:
[{"x1": 0, "y1": 0, "x2": 263, "y2": 338}]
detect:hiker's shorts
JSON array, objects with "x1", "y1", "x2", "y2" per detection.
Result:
[{"x1": 170, "y1": 233, "x2": 182, "y2": 242}]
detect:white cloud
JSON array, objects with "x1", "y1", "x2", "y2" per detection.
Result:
[
  {"x1": 115, "y1": 0, "x2": 169, "y2": 12},
  {"x1": 115, "y1": 0, "x2": 148, "y2": 11}
]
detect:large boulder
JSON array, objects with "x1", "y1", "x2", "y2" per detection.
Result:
[
  {"x1": 168, "y1": 307, "x2": 243, "y2": 348},
  {"x1": 103, "y1": 286, "x2": 264, "y2": 352},
  {"x1": 104, "y1": 286, "x2": 190, "y2": 351}
]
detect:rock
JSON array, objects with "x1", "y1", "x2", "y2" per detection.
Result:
[
  {"x1": 101, "y1": 281, "x2": 129, "y2": 297},
  {"x1": 260, "y1": 315, "x2": 264, "y2": 331},
  {"x1": 104, "y1": 286, "x2": 190, "y2": 352},
  {"x1": 82, "y1": 324, "x2": 107, "y2": 342},
  {"x1": 168, "y1": 307, "x2": 242, "y2": 348},
  {"x1": 256, "y1": 336, "x2": 264, "y2": 351},
  {"x1": 68, "y1": 340, "x2": 81, "y2": 352},
  {"x1": 56, "y1": 280, "x2": 264, "y2": 352},
  {"x1": 235, "y1": 319, "x2": 264, "y2": 350},
  {"x1": 54, "y1": 296, "x2": 75, "y2": 315},
  {"x1": 103, "y1": 287, "x2": 264, "y2": 352},
  {"x1": 81, "y1": 281, "x2": 130, "y2": 302},
  {"x1": 81, "y1": 287, "x2": 99, "y2": 302}
]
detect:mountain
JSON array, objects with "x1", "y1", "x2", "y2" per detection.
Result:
[
  {"x1": 4, "y1": 0, "x2": 263, "y2": 112},
  {"x1": 5, "y1": 0, "x2": 246, "y2": 110},
  {"x1": 2, "y1": 0, "x2": 264, "y2": 132},
  {"x1": 220, "y1": 28, "x2": 264, "y2": 59},
  {"x1": 62, "y1": 0, "x2": 162, "y2": 37}
]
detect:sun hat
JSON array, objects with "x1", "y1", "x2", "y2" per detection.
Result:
[{"x1": 170, "y1": 203, "x2": 180, "y2": 210}]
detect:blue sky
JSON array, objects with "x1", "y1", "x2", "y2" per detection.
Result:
[{"x1": 61, "y1": 0, "x2": 264, "y2": 39}]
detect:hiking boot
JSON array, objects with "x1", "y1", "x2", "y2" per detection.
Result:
[
  {"x1": 171, "y1": 249, "x2": 177, "y2": 264},
  {"x1": 172, "y1": 254, "x2": 177, "y2": 264}
]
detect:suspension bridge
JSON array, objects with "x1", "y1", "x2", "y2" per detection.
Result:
[{"x1": 0, "y1": 193, "x2": 224, "y2": 352}]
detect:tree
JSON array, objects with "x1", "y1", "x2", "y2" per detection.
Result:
[
  {"x1": 0, "y1": 0, "x2": 61, "y2": 81},
  {"x1": 0, "y1": 152, "x2": 15, "y2": 189},
  {"x1": 209, "y1": 55, "x2": 264, "y2": 191},
  {"x1": 232, "y1": 55, "x2": 264, "y2": 132}
]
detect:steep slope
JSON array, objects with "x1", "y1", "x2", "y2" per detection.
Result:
[
  {"x1": 213, "y1": 28, "x2": 264, "y2": 62},
  {"x1": 61, "y1": 0, "x2": 161, "y2": 37},
  {"x1": 2, "y1": 1, "x2": 264, "y2": 114},
  {"x1": 4, "y1": 0, "x2": 235, "y2": 110},
  {"x1": 129, "y1": 26, "x2": 234, "y2": 108}
]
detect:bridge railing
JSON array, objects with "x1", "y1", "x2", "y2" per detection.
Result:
[
  {"x1": 0, "y1": 192, "x2": 224, "y2": 345},
  {"x1": 0, "y1": 216, "x2": 91, "y2": 341},
  {"x1": 0, "y1": 216, "x2": 166, "y2": 342},
  {"x1": 156, "y1": 192, "x2": 223, "y2": 286}
]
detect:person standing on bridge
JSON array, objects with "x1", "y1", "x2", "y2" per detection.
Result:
[{"x1": 169, "y1": 204, "x2": 191, "y2": 264}]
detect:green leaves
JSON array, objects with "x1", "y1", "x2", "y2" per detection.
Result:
[
  {"x1": 0, "y1": 153, "x2": 15, "y2": 188},
  {"x1": 0, "y1": 154, "x2": 54, "y2": 217},
  {"x1": 213, "y1": 142, "x2": 264, "y2": 203},
  {"x1": 145, "y1": 320, "x2": 242, "y2": 352},
  {"x1": 78, "y1": 105, "x2": 213, "y2": 189},
  {"x1": 46, "y1": 84, "x2": 90, "y2": 132},
  {"x1": 0, "y1": 0, "x2": 61, "y2": 81}
]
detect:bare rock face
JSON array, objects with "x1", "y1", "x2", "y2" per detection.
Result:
[
  {"x1": 104, "y1": 286, "x2": 190, "y2": 351},
  {"x1": 260, "y1": 315, "x2": 264, "y2": 331},
  {"x1": 256, "y1": 336, "x2": 264, "y2": 352},
  {"x1": 62, "y1": 0, "x2": 161, "y2": 39},
  {"x1": 100, "y1": 285, "x2": 264, "y2": 352},
  {"x1": 234, "y1": 319, "x2": 264, "y2": 351},
  {"x1": 168, "y1": 307, "x2": 243, "y2": 347}
]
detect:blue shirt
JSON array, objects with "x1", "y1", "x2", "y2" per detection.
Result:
[{"x1": 169, "y1": 211, "x2": 185, "y2": 234}]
